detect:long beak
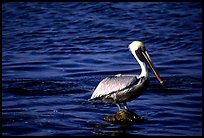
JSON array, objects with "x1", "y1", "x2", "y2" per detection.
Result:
[{"x1": 142, "y1": 51, "x2": 163, "y2": 84}]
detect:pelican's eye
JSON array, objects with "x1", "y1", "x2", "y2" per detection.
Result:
[{"x1": 140, "y1": 45, "x2": 146, "y2": 52}]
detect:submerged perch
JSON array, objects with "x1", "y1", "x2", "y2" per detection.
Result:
[{"x1": 104, "y1": 109, "x2": 143, "y2": 123}]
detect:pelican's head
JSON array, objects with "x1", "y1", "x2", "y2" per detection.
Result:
[
  {"x1": 129, "y1": 41, "x2": 144, "y2": 54},
  {"x1": 128, "y1": 41, "x2": 163, "y2": 84}
]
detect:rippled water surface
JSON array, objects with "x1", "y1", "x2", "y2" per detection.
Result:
[{"x1": 2, "y1": 2, "x2": 202, "y2": 136}]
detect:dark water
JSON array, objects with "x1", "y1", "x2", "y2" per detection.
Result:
[{"x1": 2, "y1": 2, "x2": 202, "y2": 136}]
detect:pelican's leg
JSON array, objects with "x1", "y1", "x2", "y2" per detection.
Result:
[
  {"x1": 116, "y1": 103, "x2": 122, "y2": 111},
  {"x1": 123, "y1": 102, "x2": 128, "y2": 110}
]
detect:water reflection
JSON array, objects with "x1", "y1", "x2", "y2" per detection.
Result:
[{"x1": 92, "y1": 119, "x2": 146, "y2": 136}]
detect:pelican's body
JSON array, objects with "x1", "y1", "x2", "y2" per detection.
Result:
[
  {"x1": 90, "y1": 41, "x2": 163, "y2": 110},
  {"x1": 91, "y1": 74, "x2": 149, "y2": 103}
]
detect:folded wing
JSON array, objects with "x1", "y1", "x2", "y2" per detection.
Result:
[{"x1": 91, "y1": 75, "x2": 139, "y2": 100}]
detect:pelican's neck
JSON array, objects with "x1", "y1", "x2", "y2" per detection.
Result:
[
  {"x1": 139, "y1": 62, "x2": 148, "y2": 78},
  {"x1": 132, "y1": 52, "x2": 148, "y2": 78}
]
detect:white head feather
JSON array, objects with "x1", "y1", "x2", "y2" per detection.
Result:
[{"x1": 128, "y1": 41, "x2": 144, "y2": 54}]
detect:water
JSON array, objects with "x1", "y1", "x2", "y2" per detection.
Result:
[{"x1": 2, "y1": 2, "x2": 202, "y2": 136}]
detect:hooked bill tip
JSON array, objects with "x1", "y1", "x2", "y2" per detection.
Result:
[{"x1": 160, "y1": 80, "x2": 164, "y2": 84}]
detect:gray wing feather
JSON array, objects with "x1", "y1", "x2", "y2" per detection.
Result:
[{"x1": 91, "y1": 75, "x2": 139, "y2": 99}]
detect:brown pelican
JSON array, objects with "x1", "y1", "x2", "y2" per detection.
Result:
[{"x1": 90, "y1": 41, "x2": 163, "y2": 111}]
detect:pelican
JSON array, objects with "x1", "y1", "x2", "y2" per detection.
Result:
[{"x1": 90, "y1": 41, "x2": 163, "y2": 111}]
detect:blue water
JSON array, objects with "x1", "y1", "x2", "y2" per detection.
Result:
[{"x1": 2, "y1": 2, "x2": 202, "y2": 136}]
